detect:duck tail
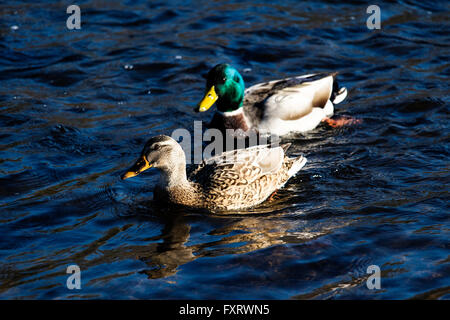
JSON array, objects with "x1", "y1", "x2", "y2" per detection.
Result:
[
  {"x1": 287, "y1": 155, "x2": 307, "y2": 177},
  {"x1": 330, "y1": 73, "x2": 348, "y2": 104}
]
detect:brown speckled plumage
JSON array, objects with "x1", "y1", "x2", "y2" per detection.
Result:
[{"x1": 124, "y1": 135, "x2": 307, "y2": 213}]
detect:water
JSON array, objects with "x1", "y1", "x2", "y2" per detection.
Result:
[{"x1": 0, "y1": 0, "x2": 449, "y2": 299}]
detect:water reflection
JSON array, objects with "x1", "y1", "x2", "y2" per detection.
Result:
[{"x1": 130, "y1": 199, "x2": 352, "y2": 281}]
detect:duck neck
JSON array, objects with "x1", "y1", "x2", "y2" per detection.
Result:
[
  {"x1": 158, "y1": 163, "x2": 190, "y2": 189},
  {"x1": 210, "y1": 108, "x2": 250, "y2": 132}
]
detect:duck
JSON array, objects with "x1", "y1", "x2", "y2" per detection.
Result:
[
  {"x1": 121, "y1": 135, "x2": 307, "y2": 212},
  {"x1": 194, "y1": 64, "x2": 351, "y2": 136}
]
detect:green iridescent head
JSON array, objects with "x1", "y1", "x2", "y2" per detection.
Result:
[{"x1": 195, "y1": 64, "x2": 245, "y2": 113}]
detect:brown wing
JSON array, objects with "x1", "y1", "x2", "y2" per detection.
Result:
[{"x1": 189, "y1": 145, "x2": 285, "y2": 192}]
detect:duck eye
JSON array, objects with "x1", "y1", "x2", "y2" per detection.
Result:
[
  {"x1": 153, "y1": 144, "x2": 161, "y2": 150},
  {"x1": 222, "y1": 77, "x2": 227, "y2": 82}
]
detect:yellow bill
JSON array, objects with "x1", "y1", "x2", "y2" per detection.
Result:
[
  {"x1": 196, "y1": 86, "x2": 218, "y2": 112},
  {"x1": 121, "y1": 156, "x2": 152, "y2": 180}
]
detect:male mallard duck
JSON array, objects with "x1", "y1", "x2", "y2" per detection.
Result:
[
  {"x1": 195, "y1": 64, "x2": 350, "y2": 136},
  {"x1": 121, "y1": 135, "x2": 307, "y2": 212}
]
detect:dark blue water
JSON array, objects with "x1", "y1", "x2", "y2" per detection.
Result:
[{"x1": 0, "y1": 0, "x2": 449, "y2": 299}]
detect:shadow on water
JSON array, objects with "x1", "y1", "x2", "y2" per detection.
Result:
[{"x1": 0, "y1": 190, "x2": 356, "y2": 299}]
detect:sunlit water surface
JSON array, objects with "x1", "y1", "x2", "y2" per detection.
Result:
[{"x1": 0, "y1": 0, "x2": 449, "y2": 299}]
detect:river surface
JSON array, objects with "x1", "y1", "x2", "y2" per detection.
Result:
[{"x1": 0, "y1": 0, "x2": 449, "y2": 299}]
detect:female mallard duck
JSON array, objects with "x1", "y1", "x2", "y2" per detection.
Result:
[
  {"x1": 195, "y1": 64, "x2": 352, "y2": 136},
  {"x1": 121, "y1": 135, "x2": 307, "y2": 212}
]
